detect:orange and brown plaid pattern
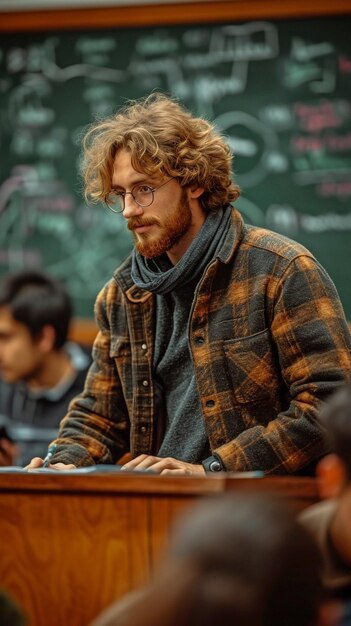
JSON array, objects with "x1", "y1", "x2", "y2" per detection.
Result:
[{"x1": 54, "y1": 209, "x2": 351, "y2": 474}]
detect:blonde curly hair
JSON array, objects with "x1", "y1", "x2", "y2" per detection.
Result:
[{"x1": 82, "y1": 92, "x2": 240, "y2": 212}]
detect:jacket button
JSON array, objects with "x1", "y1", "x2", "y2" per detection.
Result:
[
  {"x1": 195, "y1": 336, "x2": 205, "y2": 345},
  {"x1": 141, "y1": 343, "x2": 147, "y2": 351},
  {"x1": 206, "y1": 400, "x2": 215, "y2": 408},
  {"x1": 142, "y1": 379, "x2": 149, "y2": 387},
  {"x1": 140, "y1": 426, "x2": 147, "y2": 434}
]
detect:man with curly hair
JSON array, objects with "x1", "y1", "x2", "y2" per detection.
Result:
[{"x1": 27, "y1": 93, "x2": 351, "y2": 475}]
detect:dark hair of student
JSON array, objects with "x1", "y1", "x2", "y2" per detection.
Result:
[
  {"x1": 92, "y1": 493, "x2": 324, "y2": 626},
  {"x1": 0, "y1": 270, "x2": 72, "y2": 349},
  {"x1": 166, "y1": 492, "x2": 324, "y2": 626}
]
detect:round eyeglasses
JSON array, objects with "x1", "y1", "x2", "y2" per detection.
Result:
[{"x1": 105, "y1": 178, "x2": 175, "y2": 214}]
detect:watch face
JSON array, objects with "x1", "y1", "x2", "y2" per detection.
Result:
[
  {"x1": 202, "y1": 456, "x2": 223, "y2": 472},
  {"x1": 209, "y1": 460, "x2": 222, "y2": 472}
]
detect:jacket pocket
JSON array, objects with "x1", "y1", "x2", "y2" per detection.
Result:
[{"x1": 223, "y1": 328, "x2": 281, "y2": 405}]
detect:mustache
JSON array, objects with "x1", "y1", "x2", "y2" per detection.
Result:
[{"x1": 127, "y1": 218, "x2": 160, "y2": 231}]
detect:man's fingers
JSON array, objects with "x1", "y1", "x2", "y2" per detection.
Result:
[
  {"x1": 121, "y1": 455, "x2": 204, "y2": 476},
  {"x1": 160, "y1": 468, "x2": 185, "y2": 476},
  {"x1": 142, "y1": 458, "x2": 178, "y2": 473},
  {"x1": 25, "y1": 459, "x2": 77, "y2": 471},
  {"x1": 50, "y1": 463, "x2": 77, "y2": 470},
  {"x1": 123, "y1": 456, "x2": 180, "y2": 474},
  {"x1": 122, "y1": 454, "x2": 157, "y2": 471},
  {"x1": 25, "y1": 457, "x2": 44, "y2": 470}
]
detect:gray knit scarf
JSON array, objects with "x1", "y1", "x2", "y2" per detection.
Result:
[{"x1": 131, "y1": 208, "x2": 231, "y2": 294}]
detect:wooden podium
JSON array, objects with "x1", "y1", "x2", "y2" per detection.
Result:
[{"x1": 0, "y1": 472, "x2": 318, "y2": 626}]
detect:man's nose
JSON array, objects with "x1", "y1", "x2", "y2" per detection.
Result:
[{"x1": 122, "y1": 194, "x2": 144, "y2": 219}]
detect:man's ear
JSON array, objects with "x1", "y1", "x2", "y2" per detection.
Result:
[
  {"x1": 36, "y1": 325, "x2": 57, "y2": 353},
  {"x1": 188, "y1": 186, "x2": 204, "y2": 199},
  {"x1": 316, "y1": 454, "x2": 346, "y2": 500}
]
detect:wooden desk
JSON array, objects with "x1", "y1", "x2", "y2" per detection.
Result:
[{"x1": 0, "y1": 473, "x2": 318, "y2": 626}]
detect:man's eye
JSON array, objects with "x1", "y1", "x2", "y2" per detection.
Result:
[{"x1": 137, "y1": 185, "x2": 152, "y2": 194}]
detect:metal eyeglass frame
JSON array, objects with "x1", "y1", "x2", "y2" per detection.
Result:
[{"x1": 105, "y1": 178, "x2": 174, "y2": 214}]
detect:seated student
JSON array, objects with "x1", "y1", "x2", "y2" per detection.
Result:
[
  {"x1": 0, "y1": 270, "x2": 91, "y2": 466},
  {"x1": 91, "y1": 492, "x2": 326, "y2": 626},
  {"x1": 300, "y1": 382, "x2": 351, "y2": 626}
]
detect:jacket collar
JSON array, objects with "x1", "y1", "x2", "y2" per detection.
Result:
[{"x1": 216, "y1": 207, "x2": 244, "y2": 264}]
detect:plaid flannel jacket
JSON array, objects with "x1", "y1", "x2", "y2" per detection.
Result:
[{"x1": 54, "y1": 209, "x2": 351, "y2": 473}]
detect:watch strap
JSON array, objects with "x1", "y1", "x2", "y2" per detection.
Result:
[{"x1": 202, "y1": 454, "x2": 225, "y2": 473}]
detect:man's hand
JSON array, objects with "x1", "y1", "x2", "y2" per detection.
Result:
[
  {"x1": 0, "y1": 438, "x2": 19, "y2": 466},
  {"x1": 121, "y1": 454, "x2": 206, "y2": 476},
  {"x1": 25, "y1": 457, "x2": 76, "y2": 471}
]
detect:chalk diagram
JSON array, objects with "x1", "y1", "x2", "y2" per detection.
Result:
[
  {"x1": 0, "y1": 166, "x2": 132, "y2": 305},
  {"x1": 129, "y1": 21, "x2": 280, "y2": 116},
  {"x1": 215, "y1": 110, "x2": 288, "y2": 188},
  {"x1": 1, "y1": 20, "x2": 350, "y2": 313}
]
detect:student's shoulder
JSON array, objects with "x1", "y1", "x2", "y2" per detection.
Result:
[
  {"x1": 0, "y1": 378, "x2": 16, "y2": 414},
  {"x1": 65, "y1": 342, "x2": 91, "y2": 373}
]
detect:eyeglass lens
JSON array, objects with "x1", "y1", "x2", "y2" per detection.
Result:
[
  {"x1": 106, "y1": 178, "x2": 174, "y2": 214},
  {"x1": 106, "y1": 184, "x2": 154, "y2": 213}
]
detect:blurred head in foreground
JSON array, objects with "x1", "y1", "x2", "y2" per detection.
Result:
[{"x1": 93, "y1": 492, "x2": 324, "y2": 626}]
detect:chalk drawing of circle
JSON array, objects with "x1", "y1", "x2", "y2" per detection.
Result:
[{"x1": 214, "y1": 111, "x2": 279, "y2": 188}]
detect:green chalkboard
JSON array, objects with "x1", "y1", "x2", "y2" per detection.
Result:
[{"x1": 0, "y1": 14, "x2": 351, "y2": 317}]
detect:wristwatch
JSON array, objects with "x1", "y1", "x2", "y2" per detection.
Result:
[{"x1": 202, "y1": 454, "x2": 225, "y2": 473}]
